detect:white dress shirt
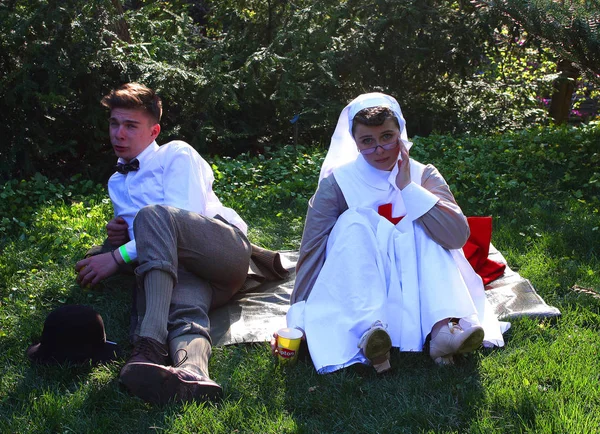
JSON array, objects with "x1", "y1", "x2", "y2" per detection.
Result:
[{"x1": 108, "y1": 140, "x2": 247, "y2": 262}]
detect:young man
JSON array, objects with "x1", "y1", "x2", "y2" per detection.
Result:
[{"x1": 76, "y1": 83, "x2": 270, "y2": 405}]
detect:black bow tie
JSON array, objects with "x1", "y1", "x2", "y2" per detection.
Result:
[{"x1": 116, "y1": 159, "x2": 140, "y2": 174}]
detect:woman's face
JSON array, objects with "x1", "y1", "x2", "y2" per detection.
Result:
[{"x1": 353, "y1": 118, "x2": 401, "y2": 171}]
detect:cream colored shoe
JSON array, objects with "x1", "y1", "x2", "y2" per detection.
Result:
[
  {"x1": 358, "y1": 321, "x2": 392, "y2": 374},
  {"x1": 429, "y1": 321, "x2": 484, "y2": 365}
]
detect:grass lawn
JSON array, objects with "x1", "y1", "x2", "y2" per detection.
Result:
[{"x1": 1, "y1": 123, "x2": 599, "y2": 433}]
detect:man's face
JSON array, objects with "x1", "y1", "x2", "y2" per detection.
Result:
[
  {"x1": 353, "y1": 118, "x2": 401, "y2": 171},
  {"x1": 109, "y1": 108, "x2": 160, "y2": 162}
]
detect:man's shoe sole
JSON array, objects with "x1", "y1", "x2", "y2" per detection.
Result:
[{"x1": 120, "y1": 363, "x2": 223, "y2": 405}]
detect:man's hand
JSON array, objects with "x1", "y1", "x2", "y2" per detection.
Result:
[
  {"x1": 395, "y1": 140, "x2": 411, "y2": 190},
  {"x1": 75, "y1": 252, "x2": 120, "y2": 287},
  {"x1": 106, "y1": 217, "x2": 129, "y2": 246}
]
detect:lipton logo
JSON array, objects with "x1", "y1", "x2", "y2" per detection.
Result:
[{"x1": 279, "y1": 348, "x2": 296, "y2": 358}]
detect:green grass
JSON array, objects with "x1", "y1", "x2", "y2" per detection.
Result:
[{"x1": 1, "y1": 123, "x2": 599, "y2": 433}]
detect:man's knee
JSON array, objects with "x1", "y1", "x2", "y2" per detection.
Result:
[{"x1": 134, "y1": 204, "x2": 172, "y2": 231}]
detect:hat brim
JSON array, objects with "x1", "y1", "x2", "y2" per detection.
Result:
[{"x1": 27, "y1": 341, "x2": 121, "y2": 365}]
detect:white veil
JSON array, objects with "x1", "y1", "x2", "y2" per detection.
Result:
[{"x1": 319, "y1": 92, "x2": 412, "y2": 182}]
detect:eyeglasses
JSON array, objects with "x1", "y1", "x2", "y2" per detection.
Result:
[{"x1": 358, "y1": 140, "x2": 399, "y2": 155}]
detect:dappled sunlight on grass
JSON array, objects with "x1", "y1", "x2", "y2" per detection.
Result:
[{"x1": 1, "y1": 125, "x2": 599, "y2": 432}]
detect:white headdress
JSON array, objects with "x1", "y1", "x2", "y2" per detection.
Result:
[{"x1": 319, "y1": 92, "x2": 412, "y2": 181}]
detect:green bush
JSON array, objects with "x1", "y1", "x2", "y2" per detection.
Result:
[
  {"x1": 0, "y1": 174, "x2": 107, "y2": 242},
  {"x1": 0, "y1": 0, "x2": 125, "y2": 180},
  {"x1": 1, "y1": 0, "x2": 598, "y2": 183},
  {"x1": 411, "y1": 121, "x2": 600, "y2": 217}
]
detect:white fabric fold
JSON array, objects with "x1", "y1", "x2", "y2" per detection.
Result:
[{"x1": 286, "y1": 301, "x2": 306, "y2": 332}]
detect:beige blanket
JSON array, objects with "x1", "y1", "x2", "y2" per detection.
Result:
[{"x1": 209, "y1": 246, "x2": 560, "y2": 346}]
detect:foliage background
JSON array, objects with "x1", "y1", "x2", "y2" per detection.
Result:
[{"x1": 1, "y1": 0, "x2": 598, "y2": 182}]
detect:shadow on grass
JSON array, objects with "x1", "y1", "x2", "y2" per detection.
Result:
[
  {"x1": 208, "y1": 339, "x2": 488, "y2": 433},
  {"x1": 1, "y1": 358, "x2": 181, "y2": 433},
  {"x1": 275, "y1": 349, "x2": 488, "y2": 432},
  {"x1": 1, "y1": 269, "x2": 223, "y2": 433}
]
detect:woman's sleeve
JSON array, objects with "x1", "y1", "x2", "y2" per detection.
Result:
[
  {"x1": 417, "y1": 164, "x2": 470, "y2": 249},
  {"x1": 290, "y1": 175, "x2": 347, "y2": 304}
]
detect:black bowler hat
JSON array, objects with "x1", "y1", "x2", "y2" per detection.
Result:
[{"x1": 27, "y1": 305, "x2": 121, "y2": 365}]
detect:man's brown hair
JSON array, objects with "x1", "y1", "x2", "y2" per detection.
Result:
[
  {"x1": 101, "y1": 82, "x2": 162, "y2": 123},
  {"x1": 351, "y1": 106, "x2": 399, "y2": 136}
]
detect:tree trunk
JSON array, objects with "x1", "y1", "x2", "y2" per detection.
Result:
[
  {"x1": 110, "y1": 0, "x2": 131, "y2": 43},
  {"x1": 549, "y1": 60, "x2": 580, "y2": 124}
]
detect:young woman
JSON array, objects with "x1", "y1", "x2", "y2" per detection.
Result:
[{"x1": 282, "y1": 93, "x2": 508, "y2": 374}]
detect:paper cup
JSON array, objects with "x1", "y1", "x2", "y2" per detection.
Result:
[{"x1": 276, "y1": 327, "x2": 303, "y2": 365}]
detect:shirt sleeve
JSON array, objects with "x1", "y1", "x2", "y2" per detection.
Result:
[
  {"x1": 290, "y1": 175, "x2": 348, "y2": 304},
  {"x1": 121, "y1": 239, "x2": 137, "y2": 263},
  {"x1": 414, "y1": 164, "x2": 470, "y2": 249},
  {"x1": 161, "y1": 143, "x2": 210, "y2": 213}
]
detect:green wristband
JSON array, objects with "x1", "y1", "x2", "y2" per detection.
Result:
[{"x1": 119, "y1": 245, "x2": 132, "y2": 264}]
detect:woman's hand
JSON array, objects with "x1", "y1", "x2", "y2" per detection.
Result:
[
  {"x1": 270, "y1": 332, "x2": 279, "y2": 357},
  {"x1": 395, "y1": 140, "x2": 411, "y2": 190},
  {"x1": 75, "y1": 252, "x2": 120, "y2": 287},
  {"x1": 270, "y1": 328, "x2": 306, "y2": 357}
]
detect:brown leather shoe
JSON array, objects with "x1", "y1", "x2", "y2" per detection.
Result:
[
  {"x1": 120, "y1": 363, "x2": 223, "y2": 405},
  {"x1": 125, "y1": 336, "x2": 170, "y2": 366}
]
